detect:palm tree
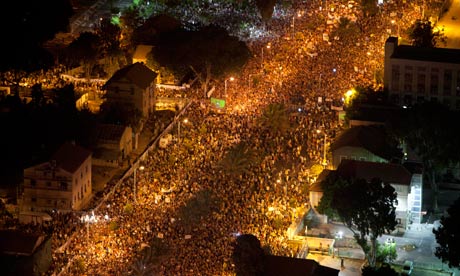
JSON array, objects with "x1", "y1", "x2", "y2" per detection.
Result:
[
  {"x1": 258, "y1": 103, "x2": 290, "y2": 134},
  {"x1": 131, "y1": 238, "x2": 169, "y2": 276},
  {"x1": 217, "y1": 142, "x2": 258, "y2": 177}
]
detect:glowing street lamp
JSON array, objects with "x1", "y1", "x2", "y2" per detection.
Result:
[
  {"x1": 177, "y1": 118, "x2": 189, "y2": 141},
  {"x1": 224, "y1": 77, "x2": 235, "y2": 98},
  {"x1": 261, "y1": 43, "x2": 271, "y2": 67},
  {"x1": 292, "y1": 12, "x2": 302, "y2": 38}
]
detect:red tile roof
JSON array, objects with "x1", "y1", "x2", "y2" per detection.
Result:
[
  {"x1": 330, "y1": 125, "x2": 402, "y2": 161},
  {"x1": 51, "y1": 142, "x2": 91, "y2": 173},
  {"x1": 336, "y1": 160, "x2": 412, "y2": 185},
  {"x1": 103, "y1": 62, "x2": 157, "y2": 90}
]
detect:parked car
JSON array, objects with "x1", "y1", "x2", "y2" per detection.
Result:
[{"x1": 401, "y1": 260, "x2": 413, "y2": 275}]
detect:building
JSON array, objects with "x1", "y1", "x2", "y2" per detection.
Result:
[
  {"x1": 310, "y1": 160, "x2": 423, "y2": 228},
  {"x1": 103, "y1": 62, "x2": 158, "y2": 118},
  {"x1": 264, "y1": 255, "x2": 339, "y2": 276},
  {"x1": 22, "y1": 142, "x2": 92, "y2": 215},
  {"x1": 93, "y1": 124, "x2": 133, "y2": 167},
  {"x1": 329, "y1": 125, "x2": 402, "y2": 169},
  {"x1": 384, "y1": 36, "x2": 460, "y2": 109},
  {"x1": 0, "y1": 230, "x2": 52, "y2": 276}
]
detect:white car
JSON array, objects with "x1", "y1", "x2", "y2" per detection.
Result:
[{"x1": 401, "y1": 260, "x2": 413, "y2": 275}]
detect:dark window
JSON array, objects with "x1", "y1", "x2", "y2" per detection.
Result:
[
  {"x1": 31, "y1": 197, "x2": 37, "y2": 202},
  {"x1": 31, "y1": 180, "x2": 36, "y2": 187},
  {"x1": 60, "y1": 182, "x2": 68, "y2": 190}
]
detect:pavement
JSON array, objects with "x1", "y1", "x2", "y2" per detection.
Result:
[{"x1": 436, "y1": 0, "x2": 460, "y2": 49}]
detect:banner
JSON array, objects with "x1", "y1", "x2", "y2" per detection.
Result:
[{"x1": 210, "y1": 97, "x2": 226, "y2": 109}]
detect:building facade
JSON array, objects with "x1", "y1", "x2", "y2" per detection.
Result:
[
  {"x1": 384, "y1": 36, "x2": 460, "y2": 109},
  {"x1": 103, "y1": 62, "x2": 158, "y2": 118},
  {"x1": 22, "y1": 142, "x2": 92, "y2": 214}
]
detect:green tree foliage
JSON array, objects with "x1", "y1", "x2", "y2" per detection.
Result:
[
  {"x1": 376, "y1": 240, "x2": 397, "y2": 263},
  {"x1": 319, "y1": 177, "x2": 398, "y2": 267},
  {"x1": 178, "y1": 189, "x2": 218, "y2": 229},
  {"x1": 362, "y1": 264, "x2": 399, "y2": 276},
  {"x1": 64, "y1": 32, "x2": 102, "y2": 77},
  {"x1": 232, "y1": 234, "x2": 265, "y2": 276},
  {"x1": 131, "y1": 238, "x2": 170, "y2": 275},
  {"x1": 150, "y1": 25, "x2": 250, "y2": 93},
  {"x1": 258, "y1": 103, "x2": 290, "y2": 134},
  {"x1": 394, "y1": 101, "x2": 460, "y2": 212},
  {"x1": 433, "y1": 196, "x2": 460, "y2": 268},
  {"x1": 332, "y1": 17, "x2": 360, "y2": 44},
  {"x1": 218, "y1": 142, "x2": 258, "y2": 177},
  {"x1": 408, "y1": 19, "x2": 446, "y2": 47},
  {"x1": 0, "y1": 0, "x2": 73, "y2": 71}
]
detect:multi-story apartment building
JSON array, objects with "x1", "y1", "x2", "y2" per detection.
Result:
[
  {"x1": 384, "y1": 36, "x2": 460, "y2": 109},
  {"x1": 103, "y1": 62, "x2": 158, "y2": 118},
  {"x1": 21, "y1": 142, "x2": 92, "y2": 214}
]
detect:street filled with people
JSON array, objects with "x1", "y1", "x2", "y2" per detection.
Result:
[{"x1": 0, "y1": 0, "x2": 433, "y2": 275}]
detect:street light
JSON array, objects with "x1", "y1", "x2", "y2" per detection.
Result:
[
  {"x1": 261, "y1": 43, "x2": 271, "y2": 67},
  {"x1": 316, "y1": 129, "x2": 328, "y2": 167},
  {"x1": 133, "y1": 164, "x2": 144, "y2": 204},
  {"x1": 177, "y1": 118, "x2": 188, "y2": 142},
  {"x1": 292, "y1": 12, "x2": 302, "y2": 38},
  {"x1": 224, "y1": 77, "x2": 235, "y2": 98},
  {"x1": 80, "y1": 210, "x2": 97, "y2": 244}
]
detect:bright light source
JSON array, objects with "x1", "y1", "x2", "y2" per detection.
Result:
[
  {"x1": 229, "y1": 77, "x2": 235, "y2": 81},
  {"x1": 139, "y1": 165, "x2": 145, "y2": 171},
  {"x1": 333, "y1": 68, "x2": 337, "y2": 73},
  {"x1": 268, "y1": 206, "x2": 275, "y2": 212},
  {"x1": 298, "y1": 108, "x2": 302, "y2": 112}
]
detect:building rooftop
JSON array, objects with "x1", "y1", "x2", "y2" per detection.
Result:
[
  {"x1": 104, "y1": 62, "x2": 158, "y2": 90},
  {"x1": 330, "y1": 125, "x2": 402, "y2": 161},
  {"x1": 336, "y1": 160, "x2": 412, "y2": 185},
  {"x1": 391, "y1": 44, "x2": 460, "y2": 64},
  {"x1": 264, "y1": 255, "x2": 339, "y2": 276},
  {"x1": 0, "y1": 230, "x2": 47, "y2": 256},
  {"x1": 51, "y1": 142, "x2": 92, "y2": 173},
  {"x1": 96, "y1": 124, "x2": 128, "y2": 143}
]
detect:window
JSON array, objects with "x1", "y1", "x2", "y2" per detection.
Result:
[
  {"x1": 391, "y1": 65, "x2": 400, "y2": 91},
  {"x1": 443, "y1": 69, "x2": 452, "y2": 95},
  {"x1": 417, "y1": 74, "x2": 425, "y2": 94},
  {"x1": 403, "y1": 72, "x2": 413, "y2": 92},
  {"x1": 31, "y1": 180, "x2": 36, "y2": 187},
  {"x1": 430, "y1": 68, "x2": 439, "y2": 94},
  {"x1": 60, "y1": 182, "x2": 68, "y2": 191},
  {"x1": 31, "y1": 197, "x2": 37, "y2": 202},
  {"x1": 47, "y1": 181, "x2": 52, "y2": 187}
]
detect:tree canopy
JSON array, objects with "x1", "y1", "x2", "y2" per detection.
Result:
[
  {"x1": 149, "y1": 25, "x2": 250, "y2": 91},
  {"x1": 433, "y1": 196, "x2": 460, "y2": 268},
  {"x1": 0, "y1": 0, "x2": 73, "y2": 72},
  {"x1": 232, "y1": 234, "x2": 265, "y2": 276},
  {"x1": 318, "y1": 175, "x2": 398, "y2": 267},
  {"x1": 408, "y1": 19, "x2": 446, "y2": 47}
]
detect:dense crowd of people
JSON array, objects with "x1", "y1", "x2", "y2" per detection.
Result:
[{"x1": 0, "y1": 0, "x2": 431, "y2": 275}]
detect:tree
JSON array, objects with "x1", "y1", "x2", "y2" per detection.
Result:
[
  {"x1": 131, "y1": 238, "x2": 169, "y2": 275},
  {"x1": 150, "y1": 25, "x2": 250, "y2": 95},
  {"x1": 217, "y1": 142, "x2": 258, "y2": 177},
  {"x1": 394, "y1": 101, "x2": 460, "y2": 212},
  {"x1": 258, "y1": 103, "x2": 290, "y2": 134},
  {"x1": 64, "y1": 32, "x2": 102, "y2": 78},
  {"x1": 408, "y1": 19, "x2": 446, "y2": 47},
  {"x1": 332, "y1": 17, "x2": 360, "y2": 44},
  {"x1": 178, "y1": 189, "x2": 218, "y2": 230},
  {"x1": 232, "y1": 234, "x2": 265, "y2": 276},
  {"x1": 0, "y1": 0, "x2": 73, "y2": 71},
  {"x1": 433, "y1": 196, "x2": 460, "y2": 268},
  {"x1": 319, "y1": 176, "x2": 398, "y2": 267}
]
